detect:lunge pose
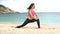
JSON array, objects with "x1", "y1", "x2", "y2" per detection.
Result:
[{"x1": 16, "y1": 3, "x2": 40, "y2": 28}]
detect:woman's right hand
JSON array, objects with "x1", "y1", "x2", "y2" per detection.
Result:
[
  {"x1": 29, "y1": 18, "x2": 32, "y2": 20},
  {"x1": 28, "y1": 17, "x2": 33, "y2": 20}
]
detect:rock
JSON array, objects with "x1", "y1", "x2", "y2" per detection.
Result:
[{"x1": 0, "y1": 4, "x2": 20, "y2": 14}]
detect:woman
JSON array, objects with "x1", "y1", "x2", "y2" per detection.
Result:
[{"x1": 16, "y1": 3, "x2": 40, "y2": 28}]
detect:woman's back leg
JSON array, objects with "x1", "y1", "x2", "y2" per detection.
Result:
[{"x1": 16, "y1": 18, "x2": 30, "y2": 28}]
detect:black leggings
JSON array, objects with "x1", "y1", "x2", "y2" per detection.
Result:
[{"x1": 16, "y1": 18, "x2": 40, "y2": 28}]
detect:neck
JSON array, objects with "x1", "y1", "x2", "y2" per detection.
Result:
[{"x1": 30, "y1": 9, "x2": 34, "y2": 10}]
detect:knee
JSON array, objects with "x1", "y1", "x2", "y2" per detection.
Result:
[
  {"x1": 37, "y1": 19, "x2": 39, "y2": 20},
  {"x1": 36, "y1": 19, "x2": 40, "y2": 21}
]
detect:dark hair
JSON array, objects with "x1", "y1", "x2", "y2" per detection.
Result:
[{"x1": 27, "y1": 3, "x2": 34, "y2": 10}]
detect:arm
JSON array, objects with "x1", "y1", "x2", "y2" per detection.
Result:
[
  {"x1": 28, "y1": 10, "x2": 34, "y2": 19},
  {"x1": 35, "y1": 12, "x2": 39, "y2": 18}
]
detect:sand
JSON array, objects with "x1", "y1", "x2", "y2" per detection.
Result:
[{"x1": 0, "y1": 23, "x2": 60, "y2": 34}]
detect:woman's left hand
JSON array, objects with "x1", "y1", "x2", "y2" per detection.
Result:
[{"x1": 35, "y1": 17, "x2": 39, "y2": 20}]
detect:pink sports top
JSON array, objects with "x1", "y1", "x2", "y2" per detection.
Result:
[{"x1": 28, "y1": 10, "x2": 35, "y2": 19}]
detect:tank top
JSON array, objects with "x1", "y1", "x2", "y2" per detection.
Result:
[{"x1": 28, "y1": 10, "x2": 35, "y2": 19}]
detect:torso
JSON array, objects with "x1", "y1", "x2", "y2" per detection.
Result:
[{"x1": 28, "y1": 10, "x2": 35, "y2": 19}]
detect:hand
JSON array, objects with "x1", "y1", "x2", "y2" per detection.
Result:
[
  {"x1": 35, "y1": 18, "x2": 39, "y2": 20},
  {"x1": 29, "y1": 18, "x2": 33, "y2": 20}
]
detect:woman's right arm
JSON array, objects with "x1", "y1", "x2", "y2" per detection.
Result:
[{"x1": 28, "y1": 10, "x2": 34, "y2": 20}]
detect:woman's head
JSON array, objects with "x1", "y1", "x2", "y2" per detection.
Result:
[{"x1": 27, "y1": 3, "x2": 35, "y2": 10}]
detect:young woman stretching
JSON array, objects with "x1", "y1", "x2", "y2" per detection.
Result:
[{"x1": 16, "y1": 3, "x2": 40, "y2": 28}]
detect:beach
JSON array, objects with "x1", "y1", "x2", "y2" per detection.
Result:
[{"x1": 0, "y1": 22, "x2": 60, "y2": 34}]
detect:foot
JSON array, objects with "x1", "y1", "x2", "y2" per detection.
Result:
[
  {"x1": 38, "y1": 27, "x2": 40, "y2": 28},
  {"x1": 16, "y1": 26, "x2": 20, "y2": 28}
]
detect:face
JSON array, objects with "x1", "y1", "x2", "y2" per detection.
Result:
[{"x1": 32, "y1": 5, "x2": 35, "y2": 9}]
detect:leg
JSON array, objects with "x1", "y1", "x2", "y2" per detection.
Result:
[
  {"x1": 30, "y1": 19, "x2": 36, "y2": 22},
  {"x1": 36, "y1": 19, "x2": 40, "y2": 28},
  {"x1": 28, "y1": 19, "x2": 40, "y2": 28},
  {"x1": 16, "y1": 18, "x2": 30, "y2": 28},
  {"x1": 31, "y1": 19, "x2": 40, "y2": 28}
]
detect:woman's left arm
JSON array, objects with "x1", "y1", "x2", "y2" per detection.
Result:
[
  {"x1": 34, "y1": 12, "x2": 38, "y2": 17},
  {"x1": 34, "y1": 12, "x2": 39, "y2": 19}
]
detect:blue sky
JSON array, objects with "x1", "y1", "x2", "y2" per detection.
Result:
[{"x1": 0, "y1": 0, "x2": 60, "y2": 13}]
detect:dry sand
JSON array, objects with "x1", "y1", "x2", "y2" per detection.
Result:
[{"x1": 0, "y1": 23, "x2": 60, "y2": 34}]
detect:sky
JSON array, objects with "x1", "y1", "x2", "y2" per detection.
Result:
[{"x1": 0, "y1": 0, "x2": 60, "y2": 13}]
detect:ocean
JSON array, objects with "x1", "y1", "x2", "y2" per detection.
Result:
[{"x1": 0, "y1": 12, "x2": 60, "y2": 25}]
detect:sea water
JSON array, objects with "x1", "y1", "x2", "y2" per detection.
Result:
[{"x1": 0, "y1": 12, "x2": 60, "y2": 25}]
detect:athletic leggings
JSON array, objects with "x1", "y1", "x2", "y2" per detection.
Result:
[{"x1": 16, "y1": 18, "x2": 40, "y2": 28}]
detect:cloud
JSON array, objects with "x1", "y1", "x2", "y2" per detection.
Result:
[
  {"x1": 0, "y1": 0, "x2": 60, "y2": 12},
  {"x1": 0, "y1": 0, "x2": 6, "y2": 2}
]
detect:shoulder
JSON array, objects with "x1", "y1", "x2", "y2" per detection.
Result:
[
  {"x1": 29, "y1": 9, "x2": 32, "y2": 11},
  {"x1": 28, "y1": 10, "x2": 32, "y2": 13}
]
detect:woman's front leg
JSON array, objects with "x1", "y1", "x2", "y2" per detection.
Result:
[{"x1": 36, "y1": 19, "x2": 40, "y2": 28}]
